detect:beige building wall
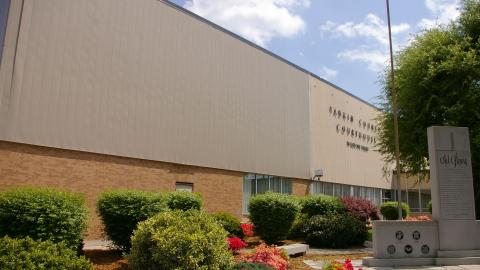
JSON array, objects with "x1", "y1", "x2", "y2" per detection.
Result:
[
  {"x1": 309, "y1": 76, "x2": 392, "y2": 189},
  {"x1": 0, "y1": 0, "x2": 310, "y2": 180},
  {"x1": 0, "y1": 140, "x2": 245, "y2": 240}
]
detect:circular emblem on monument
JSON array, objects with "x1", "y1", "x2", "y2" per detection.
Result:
[
  {"x1": 404, "y1": 245, "x2": 413, "y2": 254},
  {"x1": 387, "y1": 245, "x2": 396, "y2": 255},
  {"x1": 421, "y1": 244, "x2": 430, "y2": 255},
  {"x1": 395, "y1": 230, "x2": 404, "y2": 240},
  {"x1": 412, "y1": 230, "x2": 421, "y2": 240}
]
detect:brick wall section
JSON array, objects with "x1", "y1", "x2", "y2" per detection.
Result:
[
  {"x1": 292, "y1": 178, "x2": 311, "y2": 197},
  {"x1": 0, "y1": 141, "x2": 246, "y2": 240}
]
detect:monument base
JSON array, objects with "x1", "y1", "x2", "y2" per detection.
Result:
[
  {"x1": 362, "y1": 257, "x2": 435, "y2": 267},
  {"x1": 363, "y1": 254, "x2": 480, "y2": 267}
]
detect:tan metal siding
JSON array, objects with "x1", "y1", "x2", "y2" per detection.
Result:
[
  {"x1": 309, "y1": 76, "x2": 392, "y2": 189},
  {"x1": 0, "y1": 0, "x2": 311, "y2": 179}
]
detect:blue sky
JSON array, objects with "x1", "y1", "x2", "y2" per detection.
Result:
[{"x1": 168, "y1": 0, "x2": 461, "y2": 105}]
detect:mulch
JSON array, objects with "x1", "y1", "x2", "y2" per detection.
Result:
[
  {"x1": 84, "y1": 249, "x2": 369, "y2": 270},
  {"x1": 84, "y1": 250, "x2": 128, "y2": 270}
]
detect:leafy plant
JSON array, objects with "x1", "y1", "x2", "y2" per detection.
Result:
[
  {"x1": 323, "y1": 259, "x2": 362, "y2": 270},
  {"x1": 377, "y1": 0, "x2": 480, "y2": 219},
  {"x1": 239, "y1": 243, "x2": 289, "y2": 270},
  {"x1": 96, "y1": 189, "x2": 167, "y2": 251},
  {"x1": 428, "y1": 200, "x2": 432, "y2": 213},
  {"x1": 233, "y1": 262, "x2": 274, "y2": 270},
  {"x1": 241, "y1": 223, "x2": 255, "y2": 237},
  {"x1": 0, "y1": 236, "x2": 92, "y2": 270},
  {"x1": 166, "y1": 191, "x2": 203, "y2": 211},
  {"x1": 0, "y1": 187, "x2": 88, "y2": 250},
  {"x1": 248, "y1": 192, "x2": 299, "y2": 244},
  {"x1": 288, "y1": 213, "x2": 309, "y2": 239},
  {"x1": 212, "y1": 212, "x2": 243, "y2": 238},
  {"x1": 404, "y1": 215, "x2": 431, "y2": 221},
  {"x1": 300, "y1": 195, "x2": 345, "y2": 218},
  {"x1": 341, "y1": 197, "x2": 380, "y2": 222},
  {"x1": 305, "y1": 213, "x2": 368, "y2": 248},
  {"x1": 227, "y1": 237, "x2": 247, "y2": 252},
  {"x1": 380, "y1": 202, "x2": 409, "y2": 220},
  {"x1": 128, "y1": 210, "x2": 234, "y2": 270}
]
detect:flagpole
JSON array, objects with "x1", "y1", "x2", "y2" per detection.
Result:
[{"x1": 386, "y1": 0, "x2": 403, "y2": 220}]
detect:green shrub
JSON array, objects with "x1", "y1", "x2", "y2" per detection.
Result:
[
  {"x1": 0, "y1": 236, "x2": 92, "y2": 270},
  {"x1": 212, "y1": 212, "x2": 243, "y2": 238},
  {"x1": 97, "y1": 189, "x2": 167, "y2": 251},
  {"x1": 233, "y1": 262, "x2": 274, "y2": 270},
  {"x1": 288, "y1": 213, "x2": 309, "y2": 239},
  {"x1": 428, "y1": 200, "x2": 432, "y2": 213},
  {"x1": 380, "y1": 201, "x2": 410, "y2": 220},
  {"x1": 0, "y1": 187, "x2": 88, "y2": 250},
  {"x1": 128, "y1": 210, "x2": 234, "y2": 270},
  {"x1": 300, "y1": 195, "x2": 345, "y2": 218},
  {"x1": 248, "y1": 192, "x2": 299, "y2": 244},
  {"x1": 304, "y1": 213, "x2": 368, "y2": 248},
  {"x1": 166, "y1": 191, "x2": 203, "y2": 211}
]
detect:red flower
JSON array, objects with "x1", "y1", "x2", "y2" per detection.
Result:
[
  {"x1": 241, "y1": 223, "x2": 254, "y2": 237},
  {"x1": 227, "y1": 237, "x2": 247, "y2": 251},
  {"x1": 239, "y1": 243, "x2": 289, "y2": 270}
]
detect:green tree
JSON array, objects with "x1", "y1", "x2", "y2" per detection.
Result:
[{"x1": 377, "y1": 0, "x2": 480, "y2": 218}]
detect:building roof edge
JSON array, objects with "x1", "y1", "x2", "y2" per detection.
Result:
[{"x1": 159, "y1": 0, "x2": 379, "y2": 110}]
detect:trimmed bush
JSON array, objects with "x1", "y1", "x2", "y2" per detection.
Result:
[
  {"x1": 305, "y1": 213, "x2": 368, "y2": 248},
  {"x1": 97, "y1": 189, "x2": 167, "y2": 251},
  {"x1": 248, "y1": 192, "x2": 299, "y2": 244},
  {"x1": 212, "y1": 212, "x2": 243, "y2": 238},
  {"x1": 380, "y1": 201, "x2": 410, "y2": 220},
  {"x1": 0, "y1": 236, "x2": 92, "y2": 270},
  {"x1": 128, "y1": 210, "x2": 234, "y2": 270},
  {"x1": 166, "y1": 191, "x2": 203, "y2": 211},
  {"x1": 341, "y1": 196, "x2": 380, "y2": 222},
  {"x1": 233, "y1": 262, "x2": 274, "y2": 270},
  {"x1": 428, "y1": 200, "x2": 432, "y2": 213},
  {"x1": 300, "y1": 195, "x2": 345, "y2": 218},
  {"x1": 0, "y1": 187, "x2": 88, "y2": 250},
  {"x1": 288, "y1": 213, "x2": 309, "y2": 239}
]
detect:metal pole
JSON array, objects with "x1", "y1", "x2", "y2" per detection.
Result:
[{"x1": 386, "y1": 0, "x2": 403, "y2": 220}]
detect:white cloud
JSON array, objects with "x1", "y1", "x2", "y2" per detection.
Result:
[
  {"x1": 319, "y1": 66, "x2": 338, "y2": 80},
  {"x1": 338, "y1": 49, "x2": 388, "y2": 72},
  {"x1": 320, "y1": 14, "x2": 410, "y2": 46},
  {"x1": 320, "y1": 14, "x2": 410, "y2": 72},
  {"x1": 183, "y1": 0, "x2": 310, "y2": 47},
  {"x1": 418, "y1": 0, "x2": 461, "y2": 29}
]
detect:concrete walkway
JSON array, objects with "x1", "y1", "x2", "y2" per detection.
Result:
[
  {"x1": 83, "y1": 240, "x2": 114, "y2": 251},
  {"x1": 303, "y1": 259, "x2": 480, "y2": 269}
]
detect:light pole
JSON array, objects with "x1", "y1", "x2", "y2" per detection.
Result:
[{"x1": 386, "y1": 0, "x2": 403, "y2": 220}]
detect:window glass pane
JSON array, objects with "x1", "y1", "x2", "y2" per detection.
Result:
[
  {"x1": 270, "y1": 176, "x2": 282, "y2": 193},
  {"x1": 324, "y1": 182, "x2": 334, "y2": 196},
  {"x1": 0, "y1": 0, "x2": 10, "y2": 64},
  {"x1": 175, "y1": 182, "x2": 193, "y2": 192},
  {"x1": 243, "y1": 174, "x2": 254, "y2": 214},
  {"x1": 256, "y1": 175, "x2": 269, "y2": 194},
  {"x1": 282, "y1": 178, "x2": 292, "y2": 194}
]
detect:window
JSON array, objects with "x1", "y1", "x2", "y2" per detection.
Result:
[
  {"x1": 175, "y1": 182, "x2": 193, "y2": 192},
  {"x1": 242, "y1": 173, "x2": 292, "y2": 214},
  {"x1": 0, "y1": 0, "x2": 10, "y2": 64},
  {"x1": 311, "y1": 180, "x2": 385, "y2": 206}
]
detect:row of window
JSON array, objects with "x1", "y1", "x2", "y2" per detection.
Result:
[
  {"x1": 175, "y1": 176, "x2": 431, "y2": 214},
  {"x1": 310, "y1": 181, "x2": 384, "y2": 206},
  {"x1": 242, "y1": 174, "x2": 389, "y2": 214},
  {"x1": 242, "y1": 174, "x2": 293, "y2": 214}
]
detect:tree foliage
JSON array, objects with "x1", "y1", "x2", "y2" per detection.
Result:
[{"x1": 377, "y1": 0, "x2": 480, "y2": 217}]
